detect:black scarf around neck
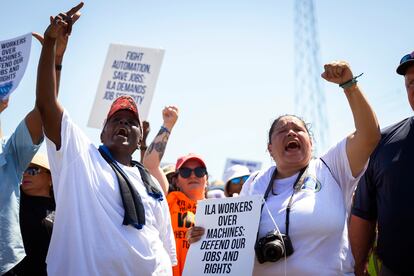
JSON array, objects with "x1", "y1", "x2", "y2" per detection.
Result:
[{"x1": 98, "y1": 145, "x2": 163, "y2": 230}]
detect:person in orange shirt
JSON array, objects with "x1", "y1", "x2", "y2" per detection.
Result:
[
  {"x1": 167, "y1": 154, "x2": 207, "y2": 276},
  {"x1": 143, "y1": 107, "x2": 208, "y2": 276}
]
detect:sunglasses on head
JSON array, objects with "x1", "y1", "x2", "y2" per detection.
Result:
[
  {"x1": 178, "y1": 167, "x2": 207, "y2": 178},
  {"x1": 400, "y1": 53, "x2": 414, "y2": 65},
  {"x1": 229, "y1": 175, "x2": 249, "y2": 185},
  {"x1": 24, "y1": 166, "x2": 47, "y2": 176}
]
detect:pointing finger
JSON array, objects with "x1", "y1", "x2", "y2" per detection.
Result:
[
  {"x1": 66, "y1": 2, "x2": 84, "y2": 17},
  {"x1": 71, "y1": 12, "x2": 81, "y2": 24}
]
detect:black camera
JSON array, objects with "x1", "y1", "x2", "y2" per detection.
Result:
[{"x1": 254, "y1": 230, "x2": 294, "y2": 263}]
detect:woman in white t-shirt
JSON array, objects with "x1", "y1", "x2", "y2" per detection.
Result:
[{"x1": 187, "y1": 61, "x2": 380, "y2": 275}]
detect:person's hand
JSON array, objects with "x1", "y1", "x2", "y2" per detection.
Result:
[
  {"x1": 321, "y1": 61, "x2": 353, "y2": 85},
  {"x1": 354, "y1": 264, "x2": 371, "y2": 276},
  {"x1": 0, "y1": 98, "x2": 9, "y2": 113},
  {"x1": 142, "y1": 121, "x2": 150, "y2": 142},
  {"x1": 186, "y1": 226, "x2": 205, "y2": 244},
  {"x1": 44, "y1": 2, "x2": 84, "y2": 41},
  {"x1": 32, "y1": 6, "x2": 80, "y2": 61},
  {"x1": 162, "y1": 105, "x2": 179, "y2": 131}
]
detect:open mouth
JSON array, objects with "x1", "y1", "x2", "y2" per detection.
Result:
[
  {"x1": 285, "y1": 140, "x2": 300, "y2": 151},
  {"x1": 116, "y1": 128, "x2": 128, "y2": 138}
]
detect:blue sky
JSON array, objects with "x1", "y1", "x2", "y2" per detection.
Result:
[{"x1": 1, "y1": 1, "x2": 413, "y2": 180}]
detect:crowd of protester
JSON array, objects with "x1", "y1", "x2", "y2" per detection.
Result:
[{"x1": 1, "y1": 2, "x2": 413, "y2": 276}]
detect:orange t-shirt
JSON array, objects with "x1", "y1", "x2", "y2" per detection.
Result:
[{"x1": 167, "y1": 191, "x2": 197, "y2": 276}]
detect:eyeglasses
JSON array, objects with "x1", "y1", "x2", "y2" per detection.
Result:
[
  {"x1": 178, "y1": 167, "x2": 207, "y2": 178},
  {"x1": 229, "y1": 175, "x2": 249, "y2": 185},
  {"x1": 24, "y1": 167, "x2": 48, "y2": 176},
  {"x1": 400, "y1": 53, "x2": 414, "y2": 65}
]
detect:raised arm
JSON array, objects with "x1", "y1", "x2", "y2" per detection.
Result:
[
  {"x1": 0, "y1": 79, "x2": 42, "y2": 146},
  {"x1": 26, "y1": 28, "x2": 75, "y2": 146},
  {"x1": 32, "y1": 29, "x2": 71, "y2": 95},
  {"x1": 140, "y1": 121, "x2": 150, "y2": 162},
  {"x1": 143, "y1": 106, "x2": 179, "y2": 195},
  {"x1": 321, "y1": 61, "x2": 380, "y2": 177},
  {"x1": 35, "y1": 3, "x2": 83, "y2": 149}
]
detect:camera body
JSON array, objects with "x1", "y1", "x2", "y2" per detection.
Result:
[{"x1": 254, "y1": 230, "x2": 294, "y2": 264}]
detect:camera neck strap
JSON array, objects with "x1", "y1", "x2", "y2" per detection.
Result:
[{"x1": 262, "y1": 164, "x2": 309, "y2": 236}]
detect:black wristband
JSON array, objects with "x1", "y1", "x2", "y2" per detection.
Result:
[
  {"x1": 55, "y1": 64, "x2": 62, "y2": 71},
  {"x1": 339, "y1": 73, "x2": 363, "y2": 89}
]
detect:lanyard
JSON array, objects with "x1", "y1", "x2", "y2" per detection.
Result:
[{"x1": 262, "y1": 165, "x2": 309, "y2": 235}]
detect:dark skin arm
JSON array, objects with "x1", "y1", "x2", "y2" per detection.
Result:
[
  {"x1": 140, "y1": 121, "x2": 150, "y2": 163},
  {"x1": 24, "y1": 108, "x2": 43, "y2": 145},
  {"x1": 32, "y1": 30, "x2": 70, "y2": 94},
  {"x1": 35, "y1": 3, "x2": 83, "y2": 149},
  {"x1": 349, "y1": 215, "x2": 376, "y2": 276},
  {"x1": 26, "y1": 29, "x2": 71, "y2": 145},
  {"x1": 186, "y1": 226, "x2": 205, "y2": 244}
]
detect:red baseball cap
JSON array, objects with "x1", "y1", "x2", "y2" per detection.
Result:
[
  {"x1": 106, "y1": 96, "x2": 140, "y2": 122},
  {"x1": 175, "y1": 153, "x2": 207, "y2": 171}
]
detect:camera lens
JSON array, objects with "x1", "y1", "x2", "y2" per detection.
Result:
[{"x1": 263, "y1": 240, "x2": 284, "y2": 262}]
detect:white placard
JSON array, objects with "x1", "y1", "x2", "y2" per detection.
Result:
[
  {"x1": 88, "y1": 44, "x2": 164, "y2": 128},
  {"x1": 0, "y1": 33, "x2": 32, "y2": 100},
  {"x1": 223, "y1": 158, "x2": 262, "y2": 179},
  {"x1": 183, "y1": 195, "x2": 262, "y2": 276}
]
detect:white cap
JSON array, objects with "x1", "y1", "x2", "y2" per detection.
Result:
[
  {"x1": 223, "y1": 165, "x2": 250, "y2": 196},
  {"x1": 223, "y1": 165, "x2": 250, "y2": 184}
]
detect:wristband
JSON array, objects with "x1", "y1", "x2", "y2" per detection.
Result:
[
  {"x1": 339, "y1": 73, "x2": 363, "y2": 89},
  {"x1": 160, "y1": 126, "x2": 171, "y2": 134},
  {"x1": 55, "y1": 64, "x2": 62, "y2": 71}
]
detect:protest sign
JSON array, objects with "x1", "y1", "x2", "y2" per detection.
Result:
[
  {"x1": 183, "y1": 195, "x2": 262, "y2": 276},
  {"x1": 223, "y1": 158, "x2": 262, "y2": 179},
  {"x1": 88, "y1": 44, "x2": 164, "y2": 128},
  {"x1": 0, "y1": 33, "x2": 32, "y2": 100}
]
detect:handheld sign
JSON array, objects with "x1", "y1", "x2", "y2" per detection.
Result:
[
  {"x1": 183, "y1": 195, "x2": 262, "y2": 276},
  {"x1": 0, "y1": 33, "x2": 32, "y2": 100},
  {"x1": 88, "y1": 44, "x2": 164, "y2": 128},
  {"x1": 223, "y1": 158, "x2": 262, "y2": 179}
]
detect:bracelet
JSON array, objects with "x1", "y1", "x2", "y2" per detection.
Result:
[
  {"x1": 55, "y1": 64, "x2": 62, "y2": 71},
  {"x1": 339, "y1": 73, "x2": 363, "y2": 89},
  {"x1": 160, "y1": 126, "x2": 171, "y2": 134}
]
